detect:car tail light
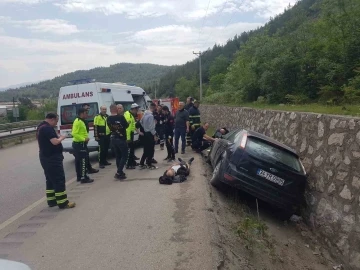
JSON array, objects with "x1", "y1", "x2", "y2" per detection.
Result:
[
  {"x1": 224, "y1": 173, "x2": 234, "y2": 181},
  {"x1": 240, "y1": 133, "x2": 248, "y2": 149}
]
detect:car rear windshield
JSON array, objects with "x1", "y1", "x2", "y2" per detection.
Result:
[
  {"x1": 60, "y1": 102, "x2": 98, "y2": 125},
  {"x1": 246, "y1": 137, "x2": 302, "y2": 173}
]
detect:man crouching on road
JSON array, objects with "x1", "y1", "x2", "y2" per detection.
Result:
[
  {"x1": 37, "y1": 113, "x2": 75, "y2": 209},
  {"x1": 191, "y1": 122, "x2": 216, "y2": 152}
]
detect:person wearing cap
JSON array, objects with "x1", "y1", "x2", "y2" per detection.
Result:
[
  {"x1": 94, "y1": 105, "x2": 111, "y2": 169},
  {"x1": 81, "y1": 103, "x2": 99, "y2": 174},
  {"x1": 72, "y1": 108, "x2": 94, "y2": 184},
  {"x1": 124, "y1": 103, "x2": 139, "y2": 169}
]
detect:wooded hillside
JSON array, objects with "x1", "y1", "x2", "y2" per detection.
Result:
[
  {"x1": 156, "y1": 0, "x2": 360, "y2": 105},
  {"x1": 0, "y1": 63, "x2": 174, "y2": 101}
]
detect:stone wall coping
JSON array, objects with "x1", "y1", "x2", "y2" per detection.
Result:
[{"x1": 204, "y1": 104, "x2": 360, "y2": 120}]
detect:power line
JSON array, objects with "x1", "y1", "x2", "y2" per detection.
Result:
[
  {"x1": 224, "y1": 0, "x2": 246, "y2": 29},
  {"x1": 212, "y1": 0, "x2": 229, "y2": 28},
  {"x1": 203, "y1": 0, "x2": 229, "y2": 47},
  {"x1": 201, "y1": 0, "x2": 211, "y2": 29},
  {"x1": 198, "y1": 0, "x2": 212, "y2": 43},
  {"x1": 192, "y1": 51, "x2": 203, "y2": 102}
]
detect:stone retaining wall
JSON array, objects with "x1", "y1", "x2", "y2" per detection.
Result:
[{"x1": 200, "y1": 104, "x2": 360, "y2": 269}]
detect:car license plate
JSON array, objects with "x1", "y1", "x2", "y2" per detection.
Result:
[{"x1": 257, "y1": 169, "x2": 285, "y2": 186}]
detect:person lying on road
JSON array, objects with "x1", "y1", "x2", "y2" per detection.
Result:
[{"x1": 159, "y1": 157, "x2": 195, "y2": 185}]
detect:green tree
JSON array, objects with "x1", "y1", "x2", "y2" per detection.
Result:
[{"x1": 175, "y1": 77, "x2": 198, "y2": 101}]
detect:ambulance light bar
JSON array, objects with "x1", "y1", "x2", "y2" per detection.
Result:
[{"x1": 101, "y1": 88, "x2": 111, "y2": 92}]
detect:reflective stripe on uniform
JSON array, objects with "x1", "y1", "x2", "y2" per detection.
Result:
[
  {"x1": 57, "y1": 198, "x2": 68, "y2": 204},
  {"x1": 46, "y1": 190, "x2": 56, "y2": 202}
]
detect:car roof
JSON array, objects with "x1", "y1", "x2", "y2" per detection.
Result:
[{"x1": 239, "y1": 129, "x2": 298, "y2": 157}]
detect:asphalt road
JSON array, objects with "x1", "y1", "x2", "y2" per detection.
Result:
[
  {"x1": 2, "y1": 148, "x2": 217, "y2": 269},
  {"x1": 0, "y1": 141, "x2": 98, "y2": 225}
]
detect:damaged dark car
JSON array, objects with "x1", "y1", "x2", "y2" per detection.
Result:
[{"x1": 208, "y1": 128, "x2": 307, "y2": 215}]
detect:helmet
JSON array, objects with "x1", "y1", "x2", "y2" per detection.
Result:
[{"x1": 130, "y1": 103, "x2": 139, "y2": 109}]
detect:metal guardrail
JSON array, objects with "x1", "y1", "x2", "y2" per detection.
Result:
[
  {"x1": 0, "y1": 120, "x2": 39, "y2": 134},
  {"x1": 0, "y1": 130, "x2": 37, "y2": 148}
]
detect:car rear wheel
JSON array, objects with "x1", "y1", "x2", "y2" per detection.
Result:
[{"x1": 210, "y1": 158, "x2": 224, "y2": 188}]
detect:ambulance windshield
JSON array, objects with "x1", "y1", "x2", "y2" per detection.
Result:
[{"x1": 60, "y1": 102, "x2": 98, "y2": 125}]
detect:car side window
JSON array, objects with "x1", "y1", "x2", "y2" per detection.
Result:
[
  {"x1": 224, "y1": 131, "x2": 236, "y2": 142},
  {"x1": 225, "y1": 129, "x2": 242, "y2": 143}
]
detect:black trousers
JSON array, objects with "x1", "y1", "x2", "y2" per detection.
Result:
[
  {"x1": 111, "y1": 137, "x2": 128, "y2": 174},
  {"x1": 85, "y1": 143, "x2": 93, "y2": 170},
  {"x1": 174, "y1": 127, "x2": 186, "y2": 153},
  {"x1": 72, "y1": 142, "x2": 88, "y2": 180},
  {"x1": 156, "y1": 126, "x2": 164, "y2": 147},
  {"x1": 186, "y1": 131, "x2": 192, "y2": 146},
  {"x1": 192, "y1": 140, "x2": 212, "y2": 151},
  {"x1": 98, "y1": 135, "x2": 110, "y2": 165},
  {"x1": 140, "y1": 132, "x2": 155, "y2": 166},
  {"x1": 40, "y1": 153, "x2": 68, "y2": 208},
  {"x1": 165, "y1": 133, "x2": 175, "y2": 159},
  {"x1": 127, "y1": 132, "x2": 136, "y2": 166}
]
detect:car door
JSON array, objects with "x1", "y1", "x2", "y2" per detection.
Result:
[{"x1": 210, "y1": 129, "x2": 242, "y2": 167}]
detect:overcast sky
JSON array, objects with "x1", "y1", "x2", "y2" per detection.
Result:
[{"x1": 0, "y1": 0, "x2": 296, "y2": 88}]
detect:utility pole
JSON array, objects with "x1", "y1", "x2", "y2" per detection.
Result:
[
  {"x1": 193, "y1": 51, "x2": 203, "y2": 101},
  {"x1": 12, "y1": 97, "x2": 18, "y2": 122}
]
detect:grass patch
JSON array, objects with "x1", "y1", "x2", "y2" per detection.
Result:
[
  {"x1": 206, "y1": 103, "x2": 360, "y2": 117},
  {"x1": 236, "y1": 215, "x2": 275, "y2": 256}
]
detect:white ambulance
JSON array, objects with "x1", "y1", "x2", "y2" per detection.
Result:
[{"x1": 57, "y1": 80, "x2": 152, "y2": 155}]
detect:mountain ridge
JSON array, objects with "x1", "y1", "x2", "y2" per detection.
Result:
[{"x1": 0, "y1": 63, "x2": 175, "y2": 101}]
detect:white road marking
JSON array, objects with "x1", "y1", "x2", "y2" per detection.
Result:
[{"x1": 0, "y1": 176, "x2": 78, "y2": 232}]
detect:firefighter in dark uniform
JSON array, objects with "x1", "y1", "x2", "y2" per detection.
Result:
[
  {"x1": 153, "y1": 104, "x2": 165, "y2": 150},
  {"x1": 184, "y1": 97, "x2": 194, "y2": 145},
  {"x1": 162, "y1": 105, "x2": 175, "y2": 162},
  {"x1": 94, "y1": 105, "x2": 111, "y2": 169},
  {"x1": 124, "y1": 103, "x2": 139, "y2": 169},
  {"x1": 37, "y1": 113, "x2": 75, "y2": 209},
  {"x1": 81, "y1": 103, "x2": 99, "y2": 174},
  {"x1": 72, "y1": 108, "x2": 94, "y2": 183},
  {"x1": 188, "y1": 100, "x2": 201, "y2": 144},
  {"x1": 184, "y1": 97, "x2": 194, "y2": 111}
]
